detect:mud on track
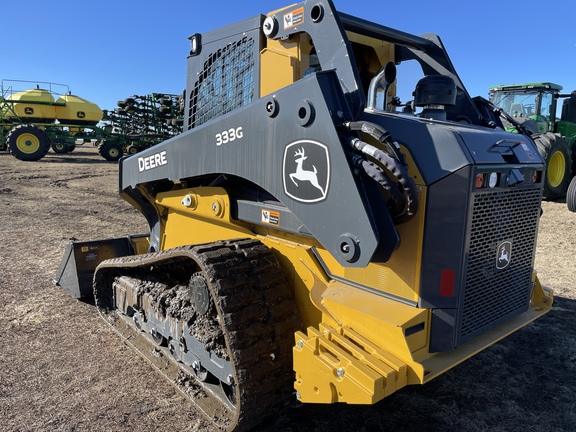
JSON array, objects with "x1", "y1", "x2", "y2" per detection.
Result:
[{"x1": 1, "y1": 147, "x2": 575, "y2": 432}]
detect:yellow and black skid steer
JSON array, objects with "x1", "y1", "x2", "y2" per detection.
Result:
[{"x1": 55, "y1": 1, "x2": 553, "y2": 430}]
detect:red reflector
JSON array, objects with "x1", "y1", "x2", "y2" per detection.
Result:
[
  {"x1": 475, "y1": 173, "x2": 485, "y2": 189},
  {"x1": 440, "y1": 269, "x2": 455, "y2": 297},
  {"x1": 533, "y1": 170, "x2": 542, "y2": 183}
]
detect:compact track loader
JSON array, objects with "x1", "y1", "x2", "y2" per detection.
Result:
[{"x1": 55, "y1": 1, "x2": 553, "y2": 430}]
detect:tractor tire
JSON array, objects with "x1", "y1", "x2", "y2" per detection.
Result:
[
  {"x1": 98, "y1": 141, "x2": 123, "y2": 162},
  {"x1": 126, "y1": 145, "x2": 139, "y2": 155},
  {"x1": 571, "y1": 145, "x2": 576, "y2": 178},
  {"x1": 567, "y1": 176, "x2": 576, "y2": 212},
  {"x1": 7, "y1": 124, "x2": 50, "y2": 161},
  {"x1": 533, "y1": 132, "x2": 571, "y2": 200},
  {"x1": 51, "y1": 140, "x2": 68, "y2": 154}
]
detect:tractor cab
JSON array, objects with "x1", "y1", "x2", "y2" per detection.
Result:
[
  {"x1": 489, "y1": 82, "x2": 576, "y2": 199},
  {"x1": 489, "y1": 82, "x2": 562, "y2": 134}
]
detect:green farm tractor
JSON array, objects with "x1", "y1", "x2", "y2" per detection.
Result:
[{"x1": 488, "y1": 82, "x2": 576, "y2": 199}]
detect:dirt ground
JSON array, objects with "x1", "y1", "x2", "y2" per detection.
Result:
[{"x1": 1, "y1": 146, "x2": 575, "y2": 432}]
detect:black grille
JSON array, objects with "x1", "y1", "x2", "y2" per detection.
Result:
[
  {"x1": 517, "y1": 167, "x2": 536, "y2": 186},
  {"x1": 457, "y1": 187, "x2": 541, "y2": 345},
  {"x1": 187, "y1": 36, "x2": 255, "y2": 129}
]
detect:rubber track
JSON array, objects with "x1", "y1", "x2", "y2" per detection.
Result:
[{"x1": 93, "y1": 238, "x2": 300, "y2": 431}]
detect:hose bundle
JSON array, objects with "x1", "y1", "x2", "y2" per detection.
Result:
[{"x1": 344, "y1": 121, "x2": 419, "y2": 224}]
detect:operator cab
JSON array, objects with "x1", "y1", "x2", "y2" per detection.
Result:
[{"x1": 489, "y1": 83, "x2": 563, "y2": 134}]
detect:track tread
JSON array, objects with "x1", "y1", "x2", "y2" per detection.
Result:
[{"x1": 93, "y1": 238, "x2": 300, "y2": 431}]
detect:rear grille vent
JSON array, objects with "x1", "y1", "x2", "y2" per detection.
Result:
[
  {"x1": 457, "y1": 187, "x2": 541, "y2": 345},
  {"x1": 518, "y1": 167, "x2": 536, "y2": 186},
  {"x1": 188, "y1": 36, "x2": 255, "y2": 129}
]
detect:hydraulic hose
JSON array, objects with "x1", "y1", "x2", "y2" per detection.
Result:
[
  {"x1": 350, "y1": 137, "x2": 419, "y2": 224},
  {"x1": 352, "y1": 155, "x2": 406, "y2": 217},
  {"x1": 344, "y1": 121, "x2": 407, "y2": 167}
]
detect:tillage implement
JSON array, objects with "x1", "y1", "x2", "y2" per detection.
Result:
[{"x1": 55, "y1": 1, "x2": 553, "y2": 430}]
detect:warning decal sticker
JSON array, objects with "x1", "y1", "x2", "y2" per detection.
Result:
[
  {"x1": 283, "y1": 7, "x2": 304, "y2": 30},
  {"x1": 262, "y1": 210, "x2": 280, "y2": 226}
]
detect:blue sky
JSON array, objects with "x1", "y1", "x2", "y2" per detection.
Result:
[{"x1": 2, "y1": 0, "x2": 575, "y2": 112}]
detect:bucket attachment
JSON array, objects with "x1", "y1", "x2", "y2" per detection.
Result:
[{"x1": 53, "y1": 236, "x2": 147, "y2": 299}]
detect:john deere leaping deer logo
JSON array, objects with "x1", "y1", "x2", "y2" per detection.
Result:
[
  {"x1": 283, "y1": 140, "x2": 330, "y2": 203},
  {"x1": 496, "y1": 240, "x2": 512, "y2": 270},
  {"x1": 290, "y1": 147, "x2": 325, "y2": 194}
]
